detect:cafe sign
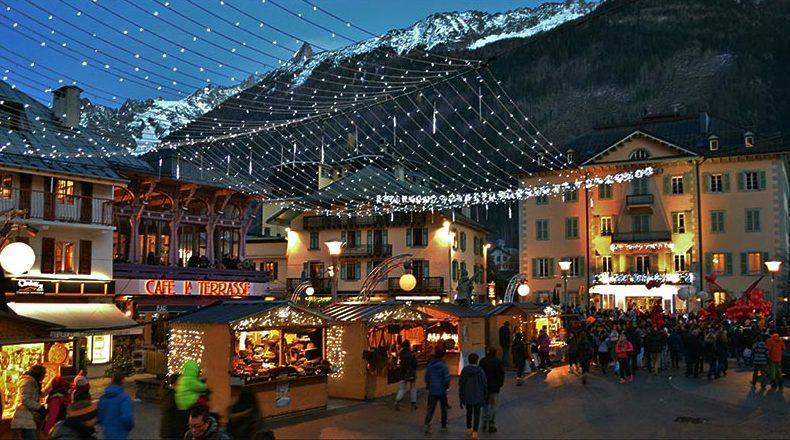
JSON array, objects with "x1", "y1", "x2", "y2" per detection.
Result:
[{"x1": 143, "y1": 279, "x2": 251, "y2": 296}]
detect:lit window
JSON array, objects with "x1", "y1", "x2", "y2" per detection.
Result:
[
  {"x1": 55, "y1": 241, "x2": 74, "y2": 273},
  {"x1": 600, "y1": 217, "x2": 613, "y2": 236},
  {"x1": 263, "y1": 262, "x2": 278, "y2": 279},
  {"x1": 56, "y1": 179, "x2": 75, "y2": 205},
  {"x1": 0, "y1": 174, "x2": 11, "y2": 199},
  {"x1": 745, "y1": 135, "x2": 754, "y2": 148},
  {"x1": 713, "y1": 291, "x2": 727, "y2": 305},
  {"x1": 709, "y1": 174, "x2": 723, "y2": 193},
  {"x1": 635, "y1": 255, "x2": 650, "y2": 273},
  {"x1": 747, "y1": 252, "x2": 763, "y2": 274},
  {"x1": 601, "y1": 256, "x2": 612, "y2": 273},
  {"x1": 712, "y1": 253, "x2": 726, "y2": 274}
]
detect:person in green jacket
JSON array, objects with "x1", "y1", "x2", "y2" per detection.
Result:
[{"x1": 175, "y1": 360, "x2": 208, "y2": 411}]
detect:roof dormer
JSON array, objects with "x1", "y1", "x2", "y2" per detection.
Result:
[
  {"x1": 708, "y1": 134, "x2": 719, "y2": 152},
  {"x1": 744, "y1": 131, "x2": 754, "y2": 148},
  {"x1": 566, "y1": 149, "x2": 575, "y2": 164}
]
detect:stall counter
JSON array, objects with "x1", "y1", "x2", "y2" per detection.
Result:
[{"x1": 231, "y1": 374, "x2": 327, "y2": 418}]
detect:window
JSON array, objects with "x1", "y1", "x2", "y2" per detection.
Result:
[
  {"x1": 473, "y1": 237, "x2": 479, "y2": 255},
  {"x1": 566, "y1": 150, "x2": 575, "y2": 163},
  {"x1": 0, "y1": 174, "x2": 11, "y2": 199},
  {"x1": 633, "y1": 215, "x2": 650, "y2": 233},
  {"x1": 712, "y1": 253, "x2": 727, "y2": 274},
  {"x1": 713, "y1": 291, "x2": 727, "y2": 305},
  {"x1": 635, "y1": 255, "x2": 650, "y2": 273},
  {"x1": 568, "y1": 257, "x2": 583, "y2": 277},
  {"x1": 460, "y1": 261, "x2": 467, "y2": 277},
  {"x1": 460, "y1": 232, "x2": 467, "y2": 251},
  {"x1": 536, "y1": 194, "x2": 549, "y2": 205},
  {"x1": 671, "y1": 176, "x2": 684, "y2": 195},
  {"x1": 536, "y1": 258, "x2": 550, "y2": 278},
  {"x1": 536, "y1": 219, "x2": 549, "y2": 241},
  {"x1": 632, "y1": 178, "x2": 648, "y2": 195},
  {"x1": 601, "y1": 256, "x2": 612, "y2": 273},
  {"x1": 341, "y1": 262, "x2": 361, "y2": 281},
  {"x1": 406, "y1": 228, "x2": 428, "y2": 247},
  {"x1": 745, "y1": 209, "x2": 761, "y2": 232},
  {"x1": 452, "y1": 260, "x2": 459, "y2": 281},
  {"x1": 56, "y1": 179, "x2": 75, "y2": 205},
  {"x1": 674, "y1": 254, "x2": 686, "y2": 272},
  {"x1": 745, "y1": 252, "x2": 764, "y2": 274},
  {"x1": 745, "y1": 134, "x2": 754, "y2": 148},
  {"x1": 343, "y1": 230, "x2": 361, "y2": 248},
  {"x1": 309, "y1": 231, "x2": 319, "y2": 250},
  {"x1": 565, "y1": 217, "x2": 579, "y2": 239},
  {"x1": 563, "y1": 188, "x2": 578, "y2": 203},
  {"x1": 672, "y1": 212, "x2": 686, "y2": 234},
  {"x1": 709, "y1": 174, "x2": 723, "y2": 193},
  {"x1": 411, "y1": 260, "x2": 429, "y2": 278},
  {"x1": 742, "y1": 171, "x2": 764, "y2": 191},
  {"x1": 55, "y1": 241, "x2": 75, "y2": 273},
  {"x1": 629, "y1": 149, "x2": 650, "y2": 160},
  {"x1": 263, "y1": 262, "x2": 278, "y2": 279},
  {"x1": 710, "y1": 210, "x2": 725, "y2": 233},
  {"x1": 452, "y1": 229, "x2": 459, "y2": 250},
  {"x1": 600, "y1": 217, "x2": 613, "y2": 236},
  {"x1": 709, "y1": 137, "x2": 719, "y2": 151},
  {"x1": 599, "y1": 183, "x2": 613, "y2": 199}
]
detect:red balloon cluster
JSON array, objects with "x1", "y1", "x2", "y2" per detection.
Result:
[
  {"x1": 699, "y1": 301, "x2": 719, "y2": 321},
  {"x1": 725, "y1": 288, "x2": 772, "y2": 322},
  {"x1": 646, "y1": 279, "x2": 662, "y2": 289}
]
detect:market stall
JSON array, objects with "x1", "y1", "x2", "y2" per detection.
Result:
[
  {"x1": 471, "y1": 303, "x2": 534, "y2": 369},
  {"x1": 0, "y1": 311, "x2": 73, "y2": 438},
  {"x1": 523, "y1": 304, "x2": 567, "y2": 363},
  {"x1": 168, "y1": 300, "x2": 332, "y2": 420},
  {"x1": 416, "y1": 304, "x2": 486, "y2": 375},
  {"x1": 321, "y1": 302, "x2": 430, "y2": 400}
]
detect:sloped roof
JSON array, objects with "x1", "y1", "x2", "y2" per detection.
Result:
[
  {"x1": 517, "y1": 112, "x2": 788, "y2": 174},
  {"x1": 0, "y1": 81, "x2": 151, "y2": 180},
  {"x1": 419, "y1": 303, "x2": 486, "y2": 318},
  {"x1": 172, "y1": 300, "x2": 330, "y2": 329},
  {"x1": 321, "y1": 302, "x2": 428, "y2": 324}
]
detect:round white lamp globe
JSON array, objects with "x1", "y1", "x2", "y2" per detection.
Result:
[
  {"x1": 0, "y1": 242, "x2": 35, "y2": 276},
  {"x1": 517, "y1": 283, "x2": 530, "y2": 297},
  {"x1": 305, "y1": 286, "x2": 315, "y2": 296}
]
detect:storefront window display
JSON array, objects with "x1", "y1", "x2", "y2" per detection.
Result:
[
  {"x1": 232, "y1": 328, "x2": 328, "y2": 382},
  {"x1": 1, "y1": 341, "x2": 73, "y2": 419}
]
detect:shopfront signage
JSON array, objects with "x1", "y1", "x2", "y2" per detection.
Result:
[
  {"x1": 16, "y1": 279, "x2": 44, "y2": 295},
  {"x1": 3, "y1": 278, "x2": 113, "y2": 296},
  {"x1": 143, "y1": 279, "x2": 251, "y2": 296}
]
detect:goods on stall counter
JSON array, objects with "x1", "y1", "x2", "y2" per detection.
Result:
[{"x1": 232, "y1": 330, "x2": 331, "y2": 383}]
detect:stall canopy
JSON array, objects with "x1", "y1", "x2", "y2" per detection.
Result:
[
  {"x1": 322, "y1": 302, "x2": 429, "y2": 324},
  {"x1": 420, "y1": 303, "x2": 486, "y2": 318},
  {"x1": 171, "y1": 300, "x2": 329, "y2": 330},
  {"x1": 8, "y1": 302, "x2": 142, "y2": 337}
]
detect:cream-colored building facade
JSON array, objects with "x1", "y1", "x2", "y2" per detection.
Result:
[{"x1": 518, "y1": 113, "x2": 789, "y2": 313}]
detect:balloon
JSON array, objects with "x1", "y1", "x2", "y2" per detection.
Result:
[
  {"x1": 677, "y1": 287, "x2": 689, "y2": 300},
  {"x1": 697, "y1": 291, "x2": 709, "y2": 301}
]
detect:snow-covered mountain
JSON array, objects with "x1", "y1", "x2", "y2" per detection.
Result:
[{"x1": 80, "y1": 0, "x2": 600, "y2": 153}]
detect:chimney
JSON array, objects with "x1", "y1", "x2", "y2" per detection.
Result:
[
  {"x1": 52, "y1": 85, "x2": 83, "y2": 128},
  {"x1": 699, "y1": 112, "x2": 710, "y2": 134}
]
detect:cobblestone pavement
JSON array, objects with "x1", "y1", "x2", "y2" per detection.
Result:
[{"x1": 120, "y1": 366, "x2": 788, "y2": 439}]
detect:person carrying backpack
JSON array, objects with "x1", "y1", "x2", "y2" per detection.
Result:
[
  {"x1": 423, "y1": 347, "x2": 450, "y2": 434},
  {"x1": 750, "y1": 335, "x2": 769, "y2": 389},
  {"x1": 459, "y1": 353, "x2": 488, "y2": 440}
]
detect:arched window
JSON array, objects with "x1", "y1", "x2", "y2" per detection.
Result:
[
  {"x1": 186, "y1": 199, "x2": 208, "y2": 216},
  {"x1": 222, "y1": 204, "x2": 241, "y2": 220},
  {"x1": 629, "y1": 149, "x2": 651, "y2": 160}
]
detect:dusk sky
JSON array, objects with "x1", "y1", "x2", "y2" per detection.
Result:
[{"x1": 0, "y1": 0, "x2": 546, "y2": 107}]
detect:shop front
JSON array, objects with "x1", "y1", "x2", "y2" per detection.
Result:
[
  {"x1": 321, "y1": 302, "x2": 431, "y2": 400},
  {"x1": 589, "y1": 283, "x2": 691, "y2": 314},
  {"x1": 416, "y1": 304, "x2": 486, "y2": 375},
  {"x1": 168, "y1": 301, "x2": 331, "y2": 420}
]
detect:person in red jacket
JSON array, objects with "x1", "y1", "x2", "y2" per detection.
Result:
[
  {"x1": 765, "y1": 332, "x2": 786, "y2": 389},
  {"x1": 615, "y1": 334, "x2": 634, "y2": 384},
  {"x1": 43, "y1": 376, "x2": 72, "y2": 435}
]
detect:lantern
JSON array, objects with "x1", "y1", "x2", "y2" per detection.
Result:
[
  {"x1": 517, "y1": 283, "x2": 530, "y2": 297},
  {"x1": 399, "y1": 273, "x2": 417, "y2": 292},
  {"x1": 0, "y1": 242, "x2": 36, "y2": 275}
]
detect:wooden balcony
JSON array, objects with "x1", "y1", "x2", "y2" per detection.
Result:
[
  {"x1": 302, "y1": 212, "x2": 427, "y2": 230},
  {"x1": 387, "y1": 276, "x2": 444, "y2": 294},
  {"x1": 0, "y1": 188, "x2": 113, "y2": 225},
  {"x1": 611, "y1": 231, "x2": 671, "y2": 243},
  {"x1": 626, "y1": 194, "x2": 654, "y2": 214}
]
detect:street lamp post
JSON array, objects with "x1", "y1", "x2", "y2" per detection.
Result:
[
  {"x1": 558, "y1": 260, "x2": 572, "y2": 307},
  {"x1": 325, "y1": 239, "x2": 345, "y2": 304},
  {"x1": 765, "y1": 260, "x2": 782, "y2": 325}
]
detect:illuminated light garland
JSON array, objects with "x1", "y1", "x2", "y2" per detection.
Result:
[
  {"x1": 326, "y1": 325, "x2": 346, "y2": 378},
  {"x1": 593, "y1": 271, "x2": 695, "y2": 286},
  {"x1": 609, "y1": 242, "x2": 674, "y2": 252},
  {"x1": 167, "y1": 328, "x2": 206, "y2": 374},
  {"x1": 377, "y1": 167, "x2": 656, "y2": 211},
  {"x1": 369, "y1": 307, "x2": 426, "y2": 324},
  {"x1": 231, "y1": 305, "x2": 326, "y2": 331}
]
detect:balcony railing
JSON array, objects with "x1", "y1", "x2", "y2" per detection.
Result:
[
  {"x1": 626, "y1": 194, "x2": 654, "y2": 206},
  {"x1": 114, "y1": 263, "x2": 271, "y2": 283},
  {"x1": 0, "y1": 188, "x2": 113, "y2": 225},
  {"x1": 343, "y1": 244, "x2": 393, "y2": 258},
  {"x1": 387, "y1": 276, "x2": 444, "y2": 294},
  {"x1": 286, "y1": 277, "x2": 332, "y2": 294},
  {"x1": 592, "y1": 272, "x2": 694, "y2": 286},
  {"x1": 611, "y1": 231, "x2": 671, "y2": 243},
  {"x1": 303, "y1": 212, "x2": 427, "y2": 230}
]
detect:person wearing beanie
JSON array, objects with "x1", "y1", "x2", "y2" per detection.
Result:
[
  {"x1": 11, "y1": 364, "x2": 47, "y2": 440},
  {"x1": 44, "y1": 376, "x2": 72, "y2": 434},
  {"x1": 71, "y1": 372, "x2": 91, "y2": 403},
  {"x1": 98, "y1": 373, "x2": 134, "y2": 440},
  {"x1": 49, "y1": 400, "x2": 98, "y2": 440}
]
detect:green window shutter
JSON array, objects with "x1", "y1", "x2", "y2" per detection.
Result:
[
  {"x1": 737, "y1": 172, "x2": 745, "y2": 191},
  {"x1": 340, "y1": 264, "x2": 347, "y2": 281},
  {"x1": 549, "y1": 258, "x2": 555, "y2": 277},
  {"x1": 424, "y1": 260, "x2": 429, "y2": 277},
  {"x1": 704, "y1": 253, "x2": 713, "y2": 274},
  {"x1": 611, "y1": 215, "x2": 617, "y2": 233},
  {"x1": 406, "y1": 229, "x2": 413, "y2": 247},
  {"x1": 366, "y1": 230, "x2": 372, "y2": 244},
  {"x1": 355, "y1": 262, "x2": 361, "y2": 280},
  {"x1": 759, "y1": 171, "x2": 767, "y2": 190},
  {"x1": 702, "y1": 173, "x2": 710, "y2": 192},
  {"x1": 422, "y1": 229, "x2": 428, "y2": 246},
  {"x1": 762, "y1": 252, "x2": 769, "y2": 274},
  {"x1": 367, "y1": 261, "x2": 373, "y2": 274},
  {"x1": 756, "y1": 210, "x2": 761, "y2": 231},
  {"x1": 723, "y1": 173, "x2": 731, "y2": 192},
  {"x1": 725, "y1": 253, "x2": 733, "y2": 275},
  {"x1": 663, "y1": 176, "x2": 670, "y2": 194},
  {"x1": 565, "y1": 218, "x2": 570, "y2": 238},
  {"x1": 302, "y1": 262, "x2": 308, "y2": 279},
  {"x1": 532, "y1": 258, "x2": 538, "y2": 278},
  {"x1": 672, "y1": 212, "x2": 678, "y2": 233},
  {"x1": 683, "y1": 173, "x2": 690, "y2": 192},
  {"x1": 356, "y1": 231, "x2": 361, "y2": 245},
  {"x1": 740, "y1": 253, "x2": 748, "y2": 275},
  {"x1": 383, "y1": 230, "x2": 388, "y2": 244}
]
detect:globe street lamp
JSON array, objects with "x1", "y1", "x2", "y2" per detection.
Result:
[
  {"x1": 558, "y1": 260, "x2": 572, "y2": 306},
  {"x1": 765, "y1": 260, "x2": 782, "y2": 324},
  {"x1": 517, "y1": 282, "x2": 530, "y2": 298},
  {"x1": 0, "y1": 242, "x2": 36, "y2": 275},
  {"x1": 325, "y1": 239, "x2": 345, "y2": 303}
]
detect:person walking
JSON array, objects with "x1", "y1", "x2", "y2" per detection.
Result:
[
  {"x1": 566, "y1": 332, "x2": 579, "y2": 375},
  {"x1": 479, "y1": 347, "x2": 504, "y2": 433},
  {"x1": 226, "y1": 388, "x2": 263, "y2": 440},
  {"x1": 499, "y1": 321, "x2": 512, "y2": 367},
  {"x1": 43, "y1": 376, "x2": 72, "y2": 435},
  {"x1": 393, "y1": 340, "x2": 418, "y2": 411},
  {"x1": 176, "y1": 360, "x2": 209, "y2": 411},
  {"x1": 184, "y1": 406, "x2": 229, "y2": 440},
  {"x1": 423, "y1": 347, "x2": 450, "y2": 434},
  {"x1": 645, "y1": 328, "x2": 666, "y2": 375},
  {"x1": 577, "y1": 330, "x2": 594, "y2": 385},
  {"x1": 511, "y1": 333, "x2": 527, "y2": 385},
  {"x1": 10, "y1": 364, "x2": 47, "y2": 440},
  {"x1": 614, "y1": 334, "x2": 634, "y2": 384},
  {"x1": 459, "y1": 353, "x2": 488, "y2": 440},
  {"x1": 97, "y1": 372, "x2": 134, "y2": 440},
  {"x1": 716, "y1": 329, "x2": 730, "y2": 377},
  {"x1": 750, "y1": 335, "x2": 769, "y2": 389},
  {"x1": 49, "y1": 400, "x2": 99, "y2": 440},
  {"x1": 596, "y1": 330, "x2": 611, "y2": 375},
  {"x1": 703, "y1": 332, "x2": 719, "y2": 380},
  {"x1": 683, "y1": 329, "x2": 703, "y2": 378},
  {"x1": 536, "y1": 327, "x2": 551, "y2": 371},
  {"x1": 765, "y1": 331, "x2": 786, "y2": 390}
]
